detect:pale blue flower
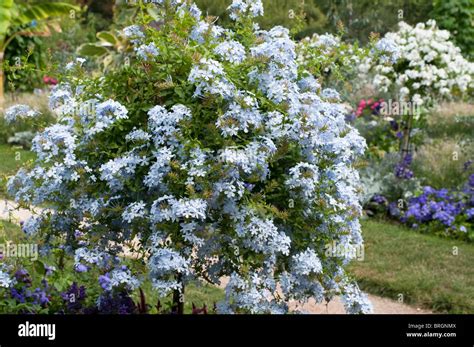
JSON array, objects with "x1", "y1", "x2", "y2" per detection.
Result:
[
  {"x1": 342, "y1": 283, "x2": 373, "y2": 314},
  {"x1": 228, "y1": 0, "x2": 264, "y2": 21},
  {"x1": 135, "y1": 42, "x2": 160, "y2": 61},
  {"x1": 122, "y1": 201, "x2": 147, "y2": 223},
  {"x1": 214, "y1": 40, "x2": 246, "y2": 64},
  {"x1": 5, "y1": 104, "x2": 39, "y2": 123},
  {"x1": 0, "y1": 265, "x2": 13, "y2": 288}
]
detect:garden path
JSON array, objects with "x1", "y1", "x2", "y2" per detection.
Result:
[
  {"x1": 1, "y1": 199, "x2": 43, "y2": 222},
  {"x1": 218, "y1": 277, "x2": 431, "y2": 314}
]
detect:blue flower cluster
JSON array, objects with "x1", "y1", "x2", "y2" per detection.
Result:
[
  {"x1": 370, "y1": 172, "x2": 474, "y2": 240},
  {"x1": 0, "y1": 268, "x2": 51, "y2": 311},
  {"x1": 400, "y1": 179, "x2": 474, "y2": 238},
  {"x1": 135, "y1": 42, "x2": 160, "y2": 61},
  {"x1": 99, "y1": 266, "x2": 140, "y2": 292},
  {"x1": 373, "y1": 37, "x2": 400, "y2": 64},
  {"x1": 61, "y1": 282, "x2": 87, "y2": 313},
  {"x1": 0, "y1": 264, "x2": 13, "y2": 288},
  {"x1": 5, "y1": 104, "x2": 40, "y2": 123},
  {"x1": 214, "y1": 40, "x2": 246, "y2": 64},
  {"x1": 395, "y1": 153, "x2": 414, "y2": 180},
  {"x1": 228, "y1": 0, "x2": 264, "y2": 21}
]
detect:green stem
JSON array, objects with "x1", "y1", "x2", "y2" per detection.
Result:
[
  {"x1": 172, "y1": 273, "x2": 184, "y2": 314},
  {"x1": 401, "y1": 112, "x2": 413, "y2": 156}
]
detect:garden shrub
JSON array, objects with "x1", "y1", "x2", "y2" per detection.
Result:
[
  {"x1": 297, "y1": 32, "x2": 408, "y2": 160},
  {"x1": 358, "y1": 20, "x2": 473, "y2": 161},
  {"x1": 347, "y1": 98, "x2": 411, "y2": 160},
  {"x1": 369, "y1": 20, "x2": 473, "y2": 107},
  {"x1": 0, "y1": 248, "x2": 139, "y2": 314},
  {"x1": 412, "y1": 139, "x2": 474, "y2": 190},
  {"x1": 296, "y1": 32, "x2": 370, "y2": 95},
  {"x1": 365, "y1": 156, "x2": 474, "y2": 241},
  {"x1": 5, "y1": 0, "x2": 370, "y2": 314},
  {"x1": 360, "y1": 152, "x2": 422, "y2": 208},
  {"x1": 194, "y1": 0, "x2": 327, "y2": 39},
  {"x1": 353, "y1": 20, "x2": 474, "y2": 225},
  {"x1": 430, "y1": 0, "x2": 474, "y2": 60}
]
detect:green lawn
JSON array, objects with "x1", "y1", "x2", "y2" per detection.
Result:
[
  {"x1": 0, "y1": 219, "x2": 26, "y2": 243},
  {"x1": 0, "y1": 144, "x2": 35, "y2": 197},
  {"x1": 134, "y1": 280, "x2": 225, "y2": 314},
  {"x1": 426, "y1": 103, "x2": 474, "y2": 140},
  {"x1": 351, "y1": 219, "x2": 474, "y2": 313}
]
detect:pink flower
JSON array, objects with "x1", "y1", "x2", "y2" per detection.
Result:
[{"x1": 43, "y1": 76, "x2": 58, "y2": 86}]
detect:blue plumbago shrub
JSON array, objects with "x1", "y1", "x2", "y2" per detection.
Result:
[{"x1": 6, "y1": 0, "x2": 370, "y2": 314}]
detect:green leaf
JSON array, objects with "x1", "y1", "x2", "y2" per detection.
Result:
[
  {"x1": 77, "y1": 43, "x2": 108, "y2": 57},
  {"x1": 53, "y1": 281, "x2": 63, "y2": 292},
  {"x1": 0, "y1": 0, "x2": 14, "y2": 40},
  {"x1": 97, "y1": 31, "x2": 118, "y2": 46},
  {"x1": 33, "y1": 260, "x2": 46, "y2": 276},
  {"x1": 15, "y1": 3, "x2": 79, "y2": 27}
]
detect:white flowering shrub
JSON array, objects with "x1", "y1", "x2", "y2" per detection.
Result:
[
  {"x1": 7, "y1": 0, "x2": 370, "y2": 314},
  {"x1": 368, "y1": 20, "x2": 474, "y2": 107}
]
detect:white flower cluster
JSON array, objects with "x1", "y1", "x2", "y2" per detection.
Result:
[
  {"x1": 65, "y1": 57, "x2": 86, "y2": 71},
  {"x1": 369, "y1": 20, "x2": 474, "y2": 106}
]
